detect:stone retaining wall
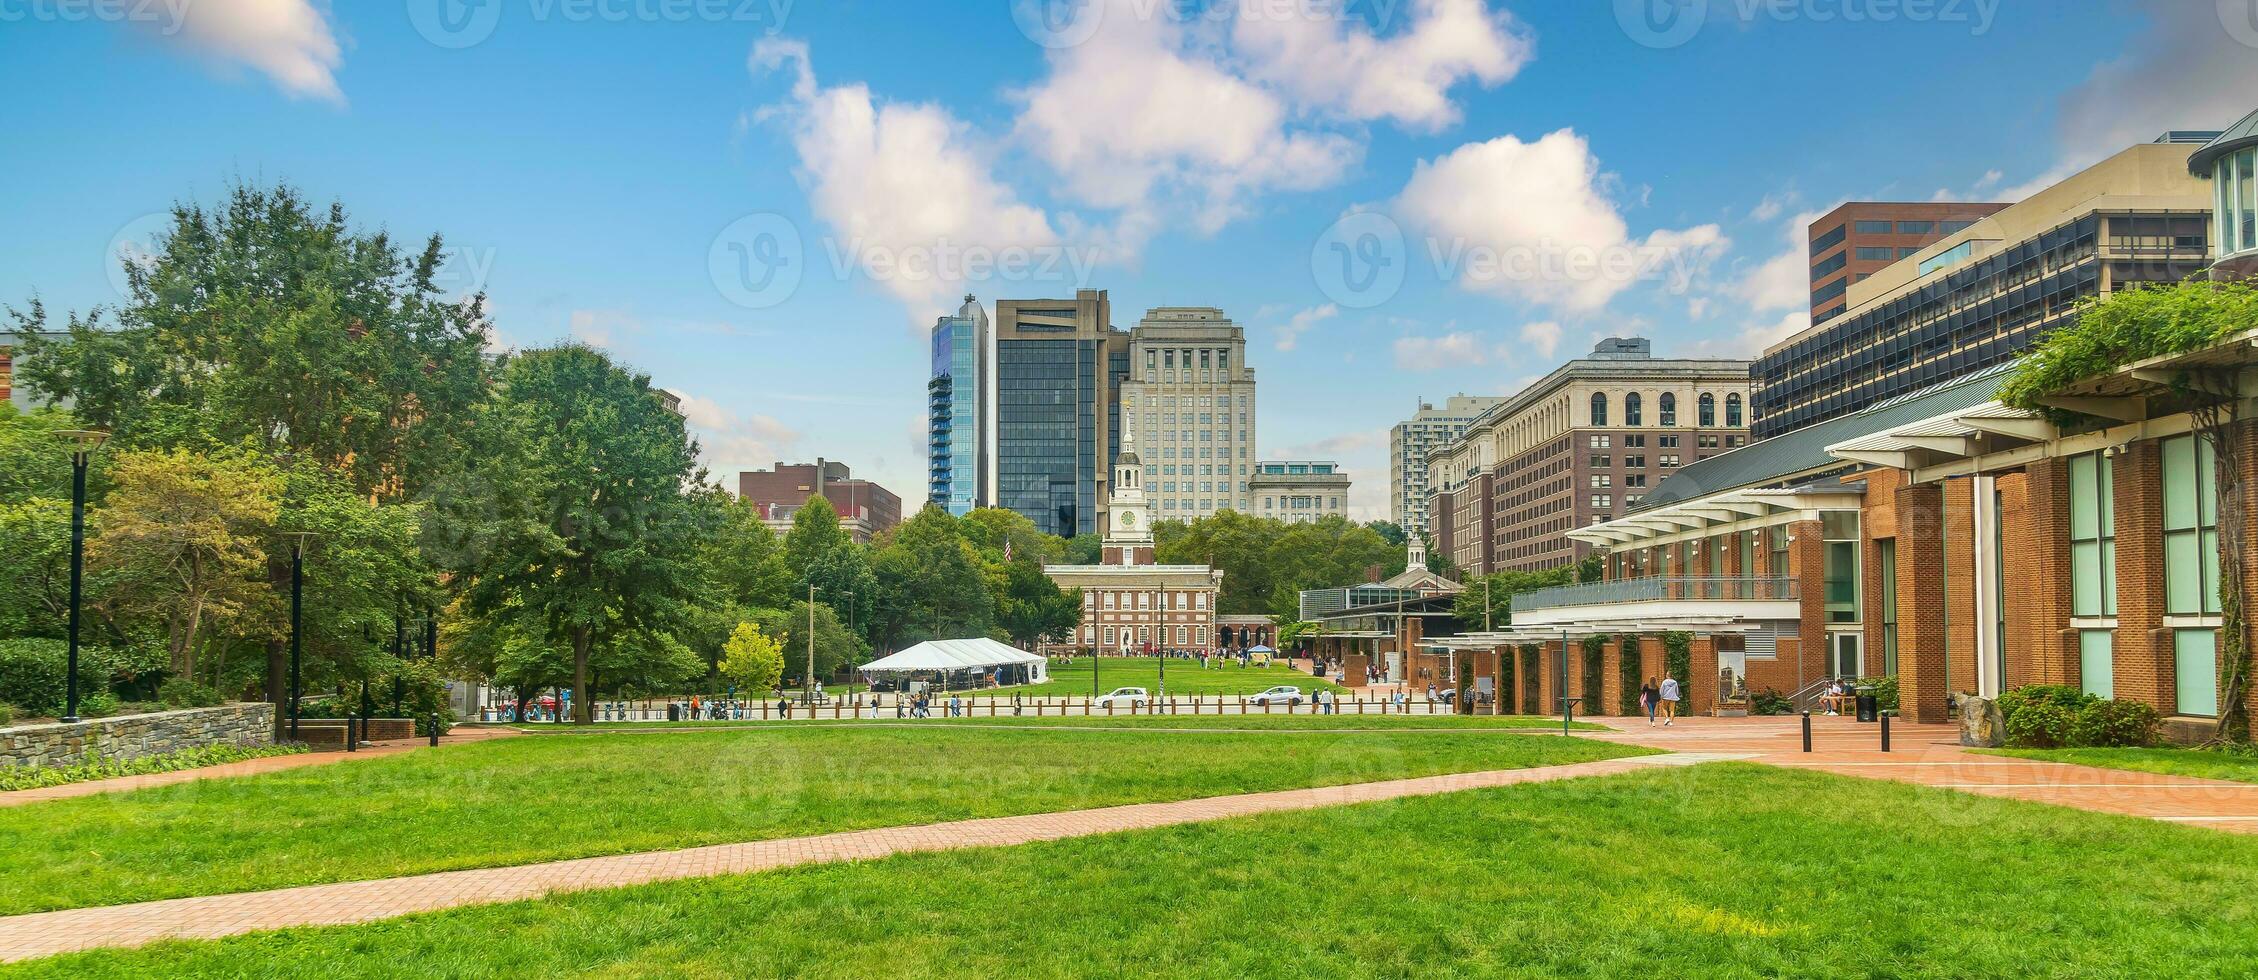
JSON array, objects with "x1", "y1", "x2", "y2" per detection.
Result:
[{"x1": 0, "y1": 702, "x2": 276, "y2": 768}]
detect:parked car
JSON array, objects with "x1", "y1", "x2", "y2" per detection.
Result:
[
  {"x1": 1434, "y1": 688, "x2": 1457, "y2": 704},
  {"x1": 1246, "y1": 685, "x2": 1305, "y2": 706},
  {"x1": 1093, "y1": 687, "x2": 1150, "y2": 708}
]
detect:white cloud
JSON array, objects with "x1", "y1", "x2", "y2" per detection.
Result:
[
  {"x1": 1687, "y1": 309, "x2": 1810, "y2": 359},
  {"x1": 1393, "y1": 331, "x2": 1489, "y2": 371},
  {"x1": 1231, "y1": 0, "x2": 1532, "y2": 131},
  {"x1": 671, "y1": 391, "x2": 803, "y2": 472},
  {"x1": 1395, "y1": 130, "x2": 1728, "y2": 311},
  {"x1": 753, "y1": 39, "x2": 1065, "y2": 316},
  {"x1": 1011, "y1": 0, "x2": 1360, "y2": 239},
  {"x1": 1267, "y1": 429, "x2": 1390, "y2": 521},
  {"x1": 1749, "y1": 193, "x2": 1789, "y2": 223},
  {"x1": 1517, "y1": 320, "x2": 1561, "y2": 359},
  {"x1": 1274, "y1": 303, "x2": 1339, "y2": 351},
  {"x1": 152, "y1": 0, "x2": 345, "y2": 103},
  {"x1": 1731, "y1": 208, "x2": 1829, "y2": 313}
]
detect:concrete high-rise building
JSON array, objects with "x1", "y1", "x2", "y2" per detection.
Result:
[
  {"x1": 927, "y1": 294, "x2": 990, "y2": 516},
  {"x1": 1756, "y1": 134, "x2": 2218, "y2": 438},
  {"x1": 1250, "y1": 460, "x2": 1350, "y2": 524},
  {"x1": 1806, "y1": 202, "x2": 2008, "y2": 325},
  {"x1": 1425, "y1": 338, "x2": 1750, "y2": 575},
  {"x1": 1389, "y1": 395, "x2": 1506, "y2": 535},
  {"x1": 1117, "y1": 307, "x2": 1256, "y2": 521},
  {"x1": 992, "y1": 289, "x2": 1129, "y2": 538}
]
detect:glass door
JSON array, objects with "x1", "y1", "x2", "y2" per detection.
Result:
[{"x1": 1830, "y1": 632, "x2": 1864, "y2": 680}]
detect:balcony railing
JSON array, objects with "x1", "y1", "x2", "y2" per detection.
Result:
[{"x1": 1512, "y1": 576, "x2": 1797, "y2": 613}]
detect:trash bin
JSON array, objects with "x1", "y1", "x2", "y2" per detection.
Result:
[
  {"x1": 1855, "y1": 686, "x2": 1879, "y2": 723},
  {"x1": 667, "y1": 703, "x2": 681, "y2": 722}
]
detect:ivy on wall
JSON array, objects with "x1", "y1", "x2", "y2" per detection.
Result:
[
  {"x1": 1664, "y1": 631, "x2": 1693, "y2": 706},
  {"x1": 1618, "y1": 634, "x2": 1643, "y2": 715},
  {"x1": 1519, "y1": 644, "x2": 1541, "y2": 715},
  {"x1": 1497, "y1": 647, "x2": 1516, "y2": 715},
  {"x1": 1581, "y1": 635, "x2": 1606, "y2": 716}
]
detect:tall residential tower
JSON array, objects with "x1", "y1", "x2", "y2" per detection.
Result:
[
  {"x1": 1389, "y1": 395, "x2": 1505, "y2": 535},
  {"x1": 927, "y1": 294, "x2": 989, "y2": 516}
]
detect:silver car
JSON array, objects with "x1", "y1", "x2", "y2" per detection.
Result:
[{"x1": 1246, "y1": 685, "x2": 1304, "y2": 706}]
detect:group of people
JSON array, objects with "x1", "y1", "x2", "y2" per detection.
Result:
[{"x1": 1637, "y1": 677, "x2": 1682, "y2": 726}]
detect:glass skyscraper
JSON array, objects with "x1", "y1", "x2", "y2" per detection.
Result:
[
  {"x1": 993, "y1": 290, "x2": 1126, "y2": 538},
  {"x1": 928, "y1": 295, "x2": 988, "y2": 516}
]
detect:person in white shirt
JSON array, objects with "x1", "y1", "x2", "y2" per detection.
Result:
[{"x1": 1658, "y1": 676, "x2": 1681, "y2": 726}]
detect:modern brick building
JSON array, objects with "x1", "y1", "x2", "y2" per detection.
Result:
[
  {"x1": 735, "y1": 459, "x2": 902, "y2": 543},
  {"x1": 1388, "y1": 395, "x2": 1507, "y2": 535},
  {"x1": 1806, "y1": 202, "x2": 2007, "y2": 325},
  {"x1": 1424, "y1": 338, "x2": 1750, "y2": 576},
  {"x1": 1754, "y1": 136, "x2": 2217, "y2": 438}
]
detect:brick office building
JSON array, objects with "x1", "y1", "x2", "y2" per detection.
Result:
[
  {"x1": 1806, "y1": 202, "x2": 2008, "y2": 325},
  {"x1": 736, "y1": 459, "x2": 902, "y2": 543},
  {"x1": 1424, "y1": 338, "x2": 1750, "y2": 576}
]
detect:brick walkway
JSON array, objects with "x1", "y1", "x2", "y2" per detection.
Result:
[
  {"x1": 0, "y1": 728, "x2": 519, "y2": 809},
  {"x1": 0, "y1": 753, "x2": 1707, "y2": 963},
  {"x1": 1587, "y1": 714, "x2": 2258, "y2": 831}
]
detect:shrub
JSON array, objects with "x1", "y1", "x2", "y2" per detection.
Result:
[
  {"x1": 0, "y1": 703, "x2": 14, "y2": 727},
  {"x1": 157, "y1": 678, "x2": 224, "y2": 709},
  {"x1": 1997, "y1": 684, "x2": 2091, "y2": 720},
  {"x1": 1855, "y1": 675, "x2": 1900, "y2": 713},
  {"x1": 0, "y1": 639, "x2": 104, "y2": 716},
  {"x1": 0, "y1": 742, "x2": 308, "y2": 792},
  {"x1": 2069, "y1": 699, "x2": 2159, "y2": 748},
  {"x1": 1752, "y1": 689, "x2": 1794, "y2": 716},
  {"x1": 2005, "y1": 701, "x2": 2077, "y2": 748}
]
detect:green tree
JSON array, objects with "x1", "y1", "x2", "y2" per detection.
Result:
[
  {"x1": 752, "y1": 601, "x2": 859, "y2": 686},
  {"x1": 439, "y1": 345, "x2": 705, "y2": 724},
  {"x1": 13, "y1": 184, "x2": 493, "y2": 503},
  {"x1": 995, "y1": 557, "x2": 1081, "y2": 648},
  {"x1": 868, "y1": 506, "x2": 992, "y2": 648},
  {"x1": 1454, "y1": 566, "x2": 1578, "y2": 630},
  {"x1": 700, "y1": 492, "x2": 792, "y2": 610},
  {"x1": 784, "y1": 494, "x2": 850, "y2": 581},
  {"x1": 89, "y1": 449, "x2": 282, "y2": 679},
  {"x1": 717, "y1": 621, "x2": 785, "y2": 697},
  {"x1": 1365, "y1": 520, "x2": 1408, "y2": 547}
]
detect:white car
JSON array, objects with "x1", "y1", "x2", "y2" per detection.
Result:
[
  {"x1": 1092, "y1": 687, "x2": 1151, "y2": 708},
  {"x1": 1246, "y1": 685, "x2": 1305, "y2": 706}
]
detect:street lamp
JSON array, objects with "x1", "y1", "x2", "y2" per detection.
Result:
[
  {"x1": 1154, "y1": 588, "x2": 1165, "y2": 699},
  {"x1": 805, "y1": 582, "x2": 819, "y2": 706},
  {"x1": 283, "y1": 531, "x2": 319, "y2": 740},
  {"x1": 53, "y1": 430, "x2": 108, "y2": 723},
  {"x1": 842, "y1": 589, "x2": 857, "y2": 703}
]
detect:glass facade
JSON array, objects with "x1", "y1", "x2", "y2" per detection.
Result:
[
  {"x1": 1822, "y1": 511, "x2": 1860, "y2": 625},
  {"x1": 928, "y1": 308, "x2": 985, "y2": 516},
  {"x1": 997, "y1": 338, "x2": 1086, "y2": 537},
  {"x1": 2068, "y1": 452, "x2": 2116, "y2": 618},
  {"x1": 2212, "y1": 147, "x2": 2258, "y2": 260},
  {"x1": 1753, "y1": 212, "x2": 2210, "y2": 438}
]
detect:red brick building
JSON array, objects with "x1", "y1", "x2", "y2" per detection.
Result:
[
  {"x1": 736, "y1": 459, "x2": 901, "y2": 543},
  {"x1": 1805, "y1": 202, "x2": 2008, "y2": 325}
]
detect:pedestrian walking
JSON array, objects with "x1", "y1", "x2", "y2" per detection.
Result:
[
  {"x1": 1658, "y1": 676, "x2": 1681, "y2": 726},
  {"x1": 1640, "y1": 678, "x2": 1659, "y2": 726}
]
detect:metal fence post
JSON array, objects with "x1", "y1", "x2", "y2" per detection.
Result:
[{"x1": 1801, "y1": 711, "x2": 1813, "y2": 753}]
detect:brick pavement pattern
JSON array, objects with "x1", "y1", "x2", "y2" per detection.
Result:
[
  {"x1": 1588, "y1": 715, "x2": 2258, "y2": 829},
  {"x1": 0, "y1": 754, "x2": 1686, "y2": 963}
]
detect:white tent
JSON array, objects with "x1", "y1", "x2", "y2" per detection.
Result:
[{"x1": 860, "y1": 638, "x2": 1048, "y2": 688}]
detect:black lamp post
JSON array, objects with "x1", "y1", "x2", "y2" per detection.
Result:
[
  {"x1": 54, "y1": 430, "x2": 108, "y2": 723},
  {"x1": 283, "y1": 531, "x2": 318, "y2": 739}
]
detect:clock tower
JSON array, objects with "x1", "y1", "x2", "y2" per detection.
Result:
[{"x1": 1102, "y1": 452, "x2": 1154, "y2": 566}]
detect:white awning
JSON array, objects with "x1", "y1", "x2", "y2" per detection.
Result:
[{"x1": 860, "y1": 638, "x2": 1045, "y2": 673}]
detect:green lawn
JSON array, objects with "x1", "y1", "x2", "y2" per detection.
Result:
[
  {"x1": 510, "y1": 714, "x2": 1603, "y2": 732},
  {"x1": 966, "y1": 655, "x2": 1348, "y2": 697},
  {"x1": 1984, "y1": 745, "x2": 2258, "y2": 784},
  {"x1": 22, "y1": 764, "x2": 2258, "y2": 978},
  {"x1": 0, "y1": 724, "x2": 1640, "y2": 916}
]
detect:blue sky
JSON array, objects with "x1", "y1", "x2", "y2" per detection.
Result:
[{"x1": 3, "y1": 0, "x2": 2252, "y2": 519}]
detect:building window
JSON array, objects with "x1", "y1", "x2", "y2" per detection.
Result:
[
  {"x1": 1855, "y1": 246, "x2": 1895, "y2": 261},
  {"x1": 1878, "y1": 537, "x2": 1898, "y2": 675},
  {"x1": 2068, "y1": 452, "x2": 2116, "y2": 619},
  {"x1": 1590, "y1": 392, "x2": 1608, "y2": 426},
  {"x1": 1697, "y1": 393, "x2": 1715, "y2": 427},
  {"x1": 2177, "y1": 629, "x2": 2219, "y2": 717},
  {"x1": 1104, "y1": 626, "x2": 1117, "y2": 646},
  {"x1": 2081, "y1": 630, "x2": 2114, "y2": 699},
  {"x1": 2161, "y1": 435, "x2": 2220, "y2": 616},
  {"x1": 1768, "y1": 525, "x2": 1789, "y2": 578},
  {"x1": 1725, "y1": 393, "x2": 1742, "y2": 427},
  {"x1": 1105, "y1": 592, "x2": 1117, "y2": 610},
  {"x1": 1659, "y1": 455, "x2": 1679, "y2": 468},
  {"x1": 1659, "y1": 393, "x2": 1676, "y2": 426},
  {"x1": 1590, "y1": 474, "x2": 1611, "y2": 489},
  {"x1": 1590, "y1": 454, "x2": 1610, "y2": 468},
  {"x1": 1822, "y1": 511, "x2": 1860, "y2": 625},
  {"x1": 1625, "y1": 393, "x2": 1642, "y2": 426},
  {"x1": 1896, "y1": 220, "x2": 1933, "y2": 235},
  {"x1": 1855, "y1": 219, "x2": 1893, "y2": 234}
]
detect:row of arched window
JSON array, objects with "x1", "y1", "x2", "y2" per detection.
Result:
[{"x1": 1589, "y1": 391, "x2": 1741, "y2": 428}]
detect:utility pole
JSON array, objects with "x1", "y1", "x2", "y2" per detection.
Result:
[
  {"x1": 1484, "y1": 576, "x2": 1493, "y2": 631},
  {"x1": 806, "y1": 582, "x2": 818, "y2": 705}
]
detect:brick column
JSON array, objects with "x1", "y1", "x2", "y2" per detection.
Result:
[
  {"x1": 1600, "y1": 637, "x2": 1623, "y2": 716},
  {"x1": 2113, "y1": 441, "x2": 2170, "y2": 713},
  {"x1": 1896, "y1": 482, "x2": 1950, "y2": 723},
  {"x1": 2012, "y1": 461, "x2": 2077, "y2": 688},
  {"x1": 1666, "y1": 542, "x2": 1686, "y2": 598},
  {"x1": 1690, "y1": 633, "x2": 1717, "y2": 715},
  {"x1": 1790, "y1": 518, "x2": 1828, "y2": 691},
  {"x1": 1943, "y1": 477, "x2": 1980, "y2": 697},
  {"x1": 1536, "y1": 641, "x2": 1560, "y2": 717}
]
